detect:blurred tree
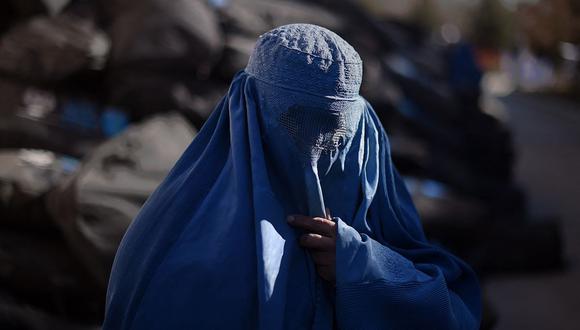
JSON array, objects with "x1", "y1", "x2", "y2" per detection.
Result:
[
  {"x1": 516, "y1": 0, "x2": 579, "y2": 58},
  {"x1": 410, "y1": 0, "x2": 441, "y2": 31},
  {"x1": 471, "y1": 0, "x2": 514, "y2": 49},
  {"x1": 356, "y1": 0, "x2": 418, "y2": 19}
]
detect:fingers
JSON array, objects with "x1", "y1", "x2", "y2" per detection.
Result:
[
  {"x1": 287, "y1": 215, "x2": 336, "y2": 237},
  {"x1": 287, "y1": 212, "x2": 336, "y2": 283},
  {"x1": 298, "y1": 233, "x2": 334, "y2": 250}
]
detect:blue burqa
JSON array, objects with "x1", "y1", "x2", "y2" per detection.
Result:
[{"x1": 104, "y1": 24, "x2": 481, "y2": 329}]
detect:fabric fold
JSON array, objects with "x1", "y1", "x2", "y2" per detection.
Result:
[{"x1": 332, "y1": 108, "x2": 481, "y2": 330}]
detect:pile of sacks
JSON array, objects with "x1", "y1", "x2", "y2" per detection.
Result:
[{"x1": 0, "y1": 1, "x2": 372, "y2": 328}]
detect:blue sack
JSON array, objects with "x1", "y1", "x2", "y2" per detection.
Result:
[{"x1": 104, "y1": 24, "x2": 481, "y2": 330}]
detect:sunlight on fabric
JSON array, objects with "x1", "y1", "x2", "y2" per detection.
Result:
[{"x1": 260, "y1": 219, "x2": 285, "y2": 300}]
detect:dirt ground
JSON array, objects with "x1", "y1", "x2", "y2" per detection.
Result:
[{"x1": 485, "y1": 93, "x2": 580, "y2": 330}]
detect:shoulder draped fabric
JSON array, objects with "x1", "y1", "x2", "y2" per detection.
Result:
[{"x1": 104, "y1": 24, "x2": 481, "y2": 329}]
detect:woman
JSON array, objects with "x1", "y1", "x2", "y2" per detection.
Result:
[{"x1": 104, "y1": 24, "x2": 481, "y2": 329}]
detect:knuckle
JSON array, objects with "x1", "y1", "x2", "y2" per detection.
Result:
[
  {"x1": 300, "y1": 233, "x2": 320, "y2": 244},
  {"x1": 309, "y1": 233, "x2": 322, "y2": 239},
  {"x1": 313, "y1": 217, "x2": 329, "y2": 225}
]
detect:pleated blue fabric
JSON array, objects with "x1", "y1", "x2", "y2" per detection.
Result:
[{"x1": 104, "y1": 24, "x2": 481, "y2": 330}]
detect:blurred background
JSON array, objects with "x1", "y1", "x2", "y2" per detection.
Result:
[{"x1": 0, "y1": 0, "x2": 578, "y2": 329}]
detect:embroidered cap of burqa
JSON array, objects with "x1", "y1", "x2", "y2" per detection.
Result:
[{"x1": 104, "y1": 24, "x2": 481, "y2": 330}]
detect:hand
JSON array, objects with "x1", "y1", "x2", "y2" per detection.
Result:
[{"x1": 287, "y1": 209, "x2": 336, "y2": 283}]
